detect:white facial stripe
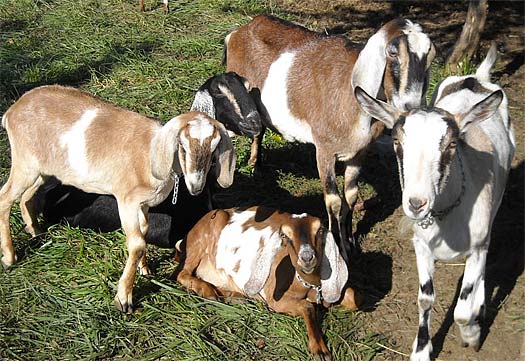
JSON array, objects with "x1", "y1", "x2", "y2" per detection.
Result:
[
  {"x1": 218, "y1": 83, "x2": 243, "y2": 118},
  {"x1": 190, "y1": 89, "x2": 215, "y2": 119},
  {"x1": 262, "y1": 52, "x2": 314, "y2": 144},
  {"x1": 215, "y1": 211, "x2": 277, "y2": 295},
  {"x1": 403, "y1": 20, "x2": 431, "y2": 60},
  {"x1": 188, "y1": 116, "x2": 215, "y2": 145},
  {"x1": 292, "y1": 213, "x2": 308, "y2": 219},
  {"x1": 59, "y1": 108, "x2": 98, "y2": 177},
  {"x1": 401, "y1": 114, "x2": 449, "y2": 212}
]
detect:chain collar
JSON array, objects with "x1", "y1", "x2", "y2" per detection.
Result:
[
  {"x1": 417, "y1": 150, "x2": 466, "y2": 229},
  {"x1": 170, "y1": 171, "x2": 181, "y2": 205},
  {"x1": 295, "y1": 272, "x2": 323, "y2": 304}
]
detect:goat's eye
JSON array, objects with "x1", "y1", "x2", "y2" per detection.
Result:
[
  {"x1": 393, "y1": 138, "x2": 400, "y2": 146},
  {"x1": 387, "y1": 46, "x2": 398, "y2": 59},
  {"x1": 448, "y1": 141, "x2": 457, "y2": 150}
]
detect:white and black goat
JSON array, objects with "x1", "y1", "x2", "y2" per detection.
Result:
[
  {"x1": 225, "y1": 15, "x2": 435, "y2": 255},
  {"x1": 191, "y1": 72, "x2": 264, "y2": 167},
  {"x1": 35, "y1": 72, "x2": 261, "y2": 248},
  {"x1": 176, "y1": 206, "x2": 358, "y2": 360},
  {"x1": 354, "y1": 44, "x2": 515, "y2": 360},
  {"x1": 0, "y1": 85, "x2": 236, "y2": 313}
]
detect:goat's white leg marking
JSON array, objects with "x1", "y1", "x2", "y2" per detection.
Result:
[
  {"x1": 114, "y1": 199, "x2": 146, "y2": 313},
  {"x1": 411, "y1": 238, "x2": 435, "y2": 361},
  {"x1": 59, "y1": 109, "x2": 97, "y2": 177},
  {"x1": 316, "y1": 151, "x2": 345, "y2": 256},
  {"x1": 454, "y1": 247, "x2": 488, "y2": 350},
  {"x1": 342, "y1": 160, "x2": 361, "y2": 249},
  {"x1": 20, "y1": 175, "x2": 45, "y2": 237},
  {"x1": 137, "y1": 205, "x2": 152, "y2": 276}
]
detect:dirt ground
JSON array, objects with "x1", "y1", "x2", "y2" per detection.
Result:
[{"x1": 272, "y1": 1, "x2": 525, "y2": 360}]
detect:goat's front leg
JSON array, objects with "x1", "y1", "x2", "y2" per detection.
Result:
[
  {"x1": 298, "y1": 300, "x2": 331, "y2": 360},
  {"x1": 249, "y1": 125, "x2": 266, "y2": 173},
  {"x1": 177, "y1": 268, "x2": 220, "y2": 300},
  {"x1": 317, "y1": 151, "x2": 347, "y2": 262},
  {"x1": 114, "y1": 200, "x2": 147, "y2": 313},
  {"x1": 411, "y1": 238, "x2": 435, "y2": 361},
  {"x1": 342, "y1": 159, "x2": 361, "y2": 251},
  {"x1": 454, "y1": 247, "x2": 488, "y2": 351}
]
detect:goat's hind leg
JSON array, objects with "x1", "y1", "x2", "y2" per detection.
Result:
[
  {"x1": 454, "y1": 248, "x2": 488, "y2": 351},
  {"x1": 177, "y1": 268, "x2": 220, "y2": 300},
  {"x1": 20, "y1": 175, "x2": 45, "y2": 237},
  {"x1": 0, "y1": 167, "x2": 41, "y2": 267},
  {"x1": 342, "y1": 159, "x2": 361, "y2": 252}
]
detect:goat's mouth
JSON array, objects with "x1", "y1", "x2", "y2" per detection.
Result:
[{"x1": 298, "y1": 263, "x2": 316, "y2": 275}]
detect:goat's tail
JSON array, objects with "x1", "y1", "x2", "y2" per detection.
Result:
[
  {"x1": 1, "y1": 114, "x2": 6, "y2": 129},
  {"x1": 476, "y1": 42, "x2": 498, "y2": 82}
]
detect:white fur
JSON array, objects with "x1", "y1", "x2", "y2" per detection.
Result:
[
  {"x1": 59, "y1": 109, "x2": 97, "y2": 178},
  {"x1": 403, "y1": 20, "x2": 431, "y2": 59},
  {"x1": 292, "y1": 213, "x2": 307, "y2": 219},
  {"x1": 401, "y1": 113, "x2": 449, "y2": 219},
  {"x1": 188, "y1": 116, "x2": 215, "y2": 145},
  {"x1": 190, "y1": 89, "x2": 215, "y2": 119},
  {"x1": 215, "y1": 211, "x2": 277, "y2": 296},
  {"x1": 261, "y1": 52, "x2": 314, "y2": 144}
]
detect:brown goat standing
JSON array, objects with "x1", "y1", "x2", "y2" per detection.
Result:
[
  {"x1": 176, "y1": 206, "x2": 357, "y2": 360},
  {"x1": 0, "y1": 85, "x2": 235, "y2": 312},
  {"x1": 225, "y1": 15, "x2": 435, "y2": 256}
]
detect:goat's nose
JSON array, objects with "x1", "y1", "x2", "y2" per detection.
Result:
[
  {"x1": 300, "y1": 249, "x2": 315, "y2": 263},
  {"x1": 408, "y1": 197, "x2": 427, "y2": 214}
]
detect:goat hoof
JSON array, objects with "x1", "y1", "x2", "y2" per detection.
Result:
[
  {"x1": 1, "y1": 254, "x2": 17, "y2": 269},
  {"x1": 114, "y1": 296, "x2": 134, "y2": 314},
  {"x1": 313, "y1": 352, "x2": 332, "y2": 361},
  {"x1": 138, "y1": 265, "x2": 152, "y2": 276}
]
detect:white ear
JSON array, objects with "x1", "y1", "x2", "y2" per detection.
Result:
[
  {"x1": 150, "y1": 115, "x2": 185, "y2": 180},
  {"x1": 213, "y1": 122, "x2": 236, "y2": 188},
  {"x1": 243, "y1": 231, "x2": 283, "y2": 296},
  {"x1": 320, "y1": 230, "x2": 348, "y2": 304},
  {"x1": 354, "y1": 86, "x2": 398, "y2": 129},
  {"x1": 458, "y1": 90, "x2": 503, "y2": 135},
  {"x1": 351, "y1": 28, "x2": 387, "y2": 97}
]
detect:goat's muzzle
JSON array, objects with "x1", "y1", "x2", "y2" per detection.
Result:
[{"x1": 298, "y1": 246, "x2": 317, "y2": 274}]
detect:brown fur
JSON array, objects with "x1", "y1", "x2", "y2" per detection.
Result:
[
  {"x1": 176, "y1": 206, "x2": 359, "y2": 359},
  {"x1": 225, "y1": 16, "x2": 433, "y2": 255},
  {"x1": 0, "y1": 85, "x2": 233, "y2": 313}
]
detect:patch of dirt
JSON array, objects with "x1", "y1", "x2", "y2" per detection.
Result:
[{"x1": 272, "y1": 1, "x2": 525, "y2": 360}]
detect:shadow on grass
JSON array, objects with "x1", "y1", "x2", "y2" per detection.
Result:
[{"x1": 430, "y1": 161, "x2": 524, "y2": 358}]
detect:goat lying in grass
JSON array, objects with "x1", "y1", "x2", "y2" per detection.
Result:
[
  {"x1": 355, "y1": 43, "x2": 515, "y2": 360},
  {"x1": 35, "y1": 176, "x2": 211, "y2": 249},
  {"x1": 225, "y1": 15, "x2": 435, "y2": 256},
  {"x1": 0, "y1": 85, "x2": 235, "y2": 313},
  {"x1": 35, "y1": 72, "x2": 261, "y2": 249},
  {"x1": 176, "y1": 206, "x2": 359, "y2": 360}
]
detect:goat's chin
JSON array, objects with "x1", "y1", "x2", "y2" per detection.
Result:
[{"x1": 300, "y1": 266, "x2": 315, "y2": 275}]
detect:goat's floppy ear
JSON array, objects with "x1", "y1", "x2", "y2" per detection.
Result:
[
  {"x1": 319, "y1": 228, "x2": 348, "y2": 303},
  {"x1": 213, "y1": 122, "x2": 236, "y2": 188},
  {"x1": 457, "y1": 90, "x2": 503, "y2": 135},
  {"x1": 351, "y1": 27, "x2": 388, "y2": 99},
  {"x1": 354, "y1": 86, "x2": 398, "y2": 129},
  {"x1": 243, "y1": 230, "x2": 283, "y2": 296},
  {"x1": 150, "y1": 115, "x2": 185, "y2": 180}
]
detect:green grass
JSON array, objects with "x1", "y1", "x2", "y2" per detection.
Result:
[{"x1": 0, "y1": 1, "x2": 387, "y2": 360}]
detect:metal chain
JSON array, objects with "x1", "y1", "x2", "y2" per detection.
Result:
[
  {"x1": 295, "y1": 272, "x2": 323, "y2": 304},
  {"x1": 171, "y1": 174, "x2": 180, "y2": 205}
]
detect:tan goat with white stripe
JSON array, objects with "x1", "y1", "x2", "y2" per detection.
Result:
[{"x1": 0, "y1": 85, "x2": 235, "y2": 312}]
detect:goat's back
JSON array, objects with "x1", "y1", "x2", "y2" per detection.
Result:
[{"x1": 3, "y1": 85, "x2": 159, "y2": 193}]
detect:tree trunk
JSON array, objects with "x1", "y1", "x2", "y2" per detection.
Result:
[{"x1": 447, "y1": 0, "x2": 488, "y2": 73}]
